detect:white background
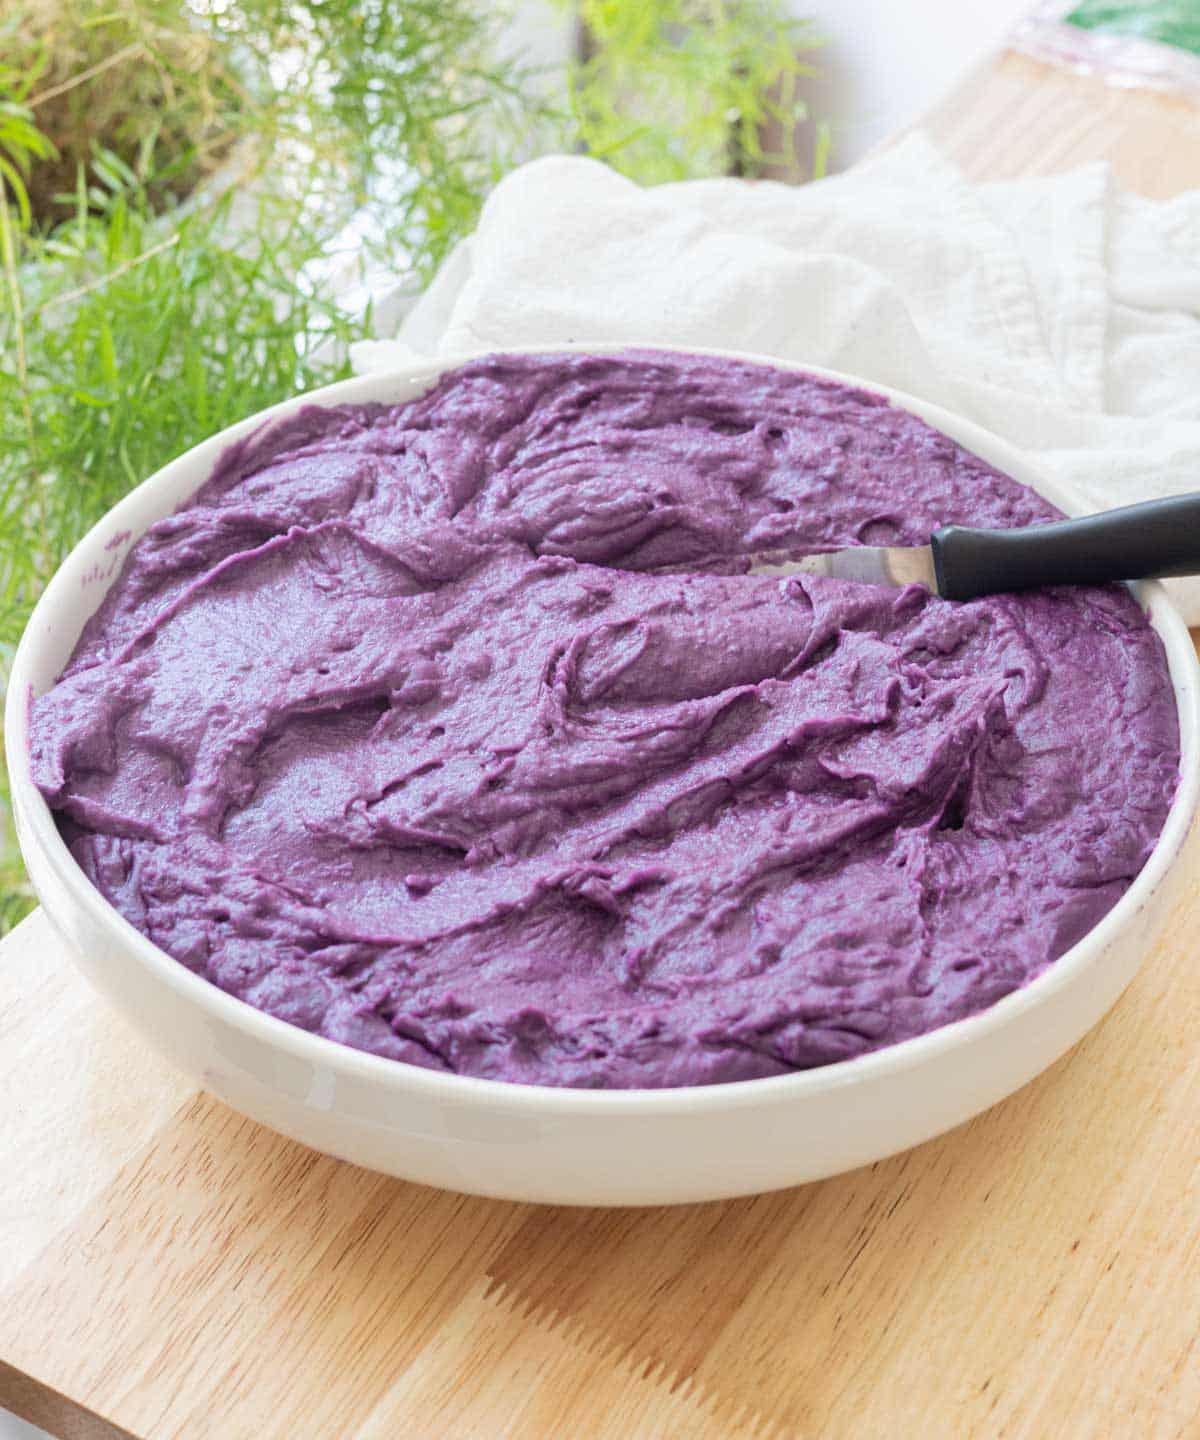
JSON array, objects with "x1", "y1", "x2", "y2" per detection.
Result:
[{"x1": 797, "y1": 0, "x2": 1037, "y2": 166}]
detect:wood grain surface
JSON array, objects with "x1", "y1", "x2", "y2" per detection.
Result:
[
  {"x1": 2, "y1": 50, "x2": 1199, "y2": 1440},
  {"x1": 922, "y1": 48, "x2": 1200, "y2": 197}
]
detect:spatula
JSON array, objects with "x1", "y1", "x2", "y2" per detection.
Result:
[{"x1": 759, "y1": 493, "x2": 1200, "y2": 601}]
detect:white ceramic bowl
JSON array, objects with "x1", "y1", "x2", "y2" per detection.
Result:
[{"x1": 8, "y1": 345, "x2": 1198, "y2": 1206}]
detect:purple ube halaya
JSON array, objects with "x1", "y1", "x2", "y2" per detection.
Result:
[{"x1": 30, "y1": 353, "x2": 1179, "y2": 1087}]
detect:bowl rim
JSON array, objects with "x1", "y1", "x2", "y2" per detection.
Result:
[{"x1": 8, "y1": 340, "x2": 1199, "y2": 1118}]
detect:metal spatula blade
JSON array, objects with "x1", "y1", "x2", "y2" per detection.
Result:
[
  {"x1": 753, "y1": 545, "x2": 939, "y2": 592},
  {"x1": 750, "y1": 492, "x2": 1200, "y2": 602}
]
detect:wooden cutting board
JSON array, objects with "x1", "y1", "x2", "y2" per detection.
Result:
[{"x1": 3, "y1": 48, "x2": 1199, "y2": 1440}]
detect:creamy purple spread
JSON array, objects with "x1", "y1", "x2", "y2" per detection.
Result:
[{"x1": 30, "y1": 352, "x2": 1179, "y2": 1088}]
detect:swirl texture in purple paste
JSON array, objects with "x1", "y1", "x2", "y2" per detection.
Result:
[{"x1": 30, "y1": 353, "x2": 1180, "y2": 1087}]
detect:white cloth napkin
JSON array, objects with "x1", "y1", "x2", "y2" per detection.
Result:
[{"x1": 353, "y1": 134, "x2": 1200, "y2": 622}]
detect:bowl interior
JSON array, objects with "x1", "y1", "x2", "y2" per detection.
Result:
[{"x1": 7, "y1": 343, "x2": 1199, "y2": 1114}]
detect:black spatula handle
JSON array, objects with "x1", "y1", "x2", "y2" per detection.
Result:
[{"x1": 932, "y1": 492, "x2": 1200, "y2": 602}]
